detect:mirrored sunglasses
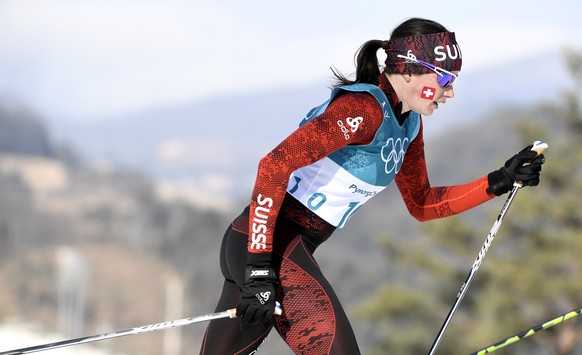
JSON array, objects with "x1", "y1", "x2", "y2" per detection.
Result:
[{"x1": 396, "y1": 54, "x2": 457, "y2": 88}]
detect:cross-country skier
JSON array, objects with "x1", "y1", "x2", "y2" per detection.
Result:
[{"x1": 200, "y1": 17, "x2": 545, "y2": 355}]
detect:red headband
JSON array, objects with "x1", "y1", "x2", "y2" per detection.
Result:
[{"x1": 383, "y1": 32, "x2": 462, "y2": 74}]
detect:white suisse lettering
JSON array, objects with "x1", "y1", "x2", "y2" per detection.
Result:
[
  {"x1": 250, "y1": 194, "x2": 273, "y2": 250},
  {"x1": 252, "y1": 222, "x2": 267, "y2": 234},
  {"x1": 434, "y1": 44, "x2": 462, "y2": 61}
]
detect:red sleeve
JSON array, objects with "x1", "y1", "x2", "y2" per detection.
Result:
[
  {"x1": 247, "y1": 92, "x2": 383, "y2": 258},
  {"x1": 395, "y1": 120, "x2": 496, "y2": 222}
]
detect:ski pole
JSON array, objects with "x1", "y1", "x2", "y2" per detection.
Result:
[
  {"x1": 469, "y1": 306, "x2": 582, "y2": 354},
  {"x1": 0, "y1": 303, "x2": 282, "y2": 354},
  {"x1": 427, "y1": 141, "x2": 548, "y2": 355}
]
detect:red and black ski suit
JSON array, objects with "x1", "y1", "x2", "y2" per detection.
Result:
[{"x1": 200, "y1": 74, "x2": 495, "y2": 355}]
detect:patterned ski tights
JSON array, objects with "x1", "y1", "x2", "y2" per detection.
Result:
[{"x1": 199, "y1": 212, "x2": 360, "y2": 355}]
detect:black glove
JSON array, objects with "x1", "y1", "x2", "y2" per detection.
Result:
[
  {"x1": 236, "y1": 266, "x2": 278, "y2": 325},
  {"x1": 486, "y1": 145, "x2": 545, "y2": 196}
]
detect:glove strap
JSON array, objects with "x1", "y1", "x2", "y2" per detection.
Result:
[
  {"x1": 245, "y1": 266, "x2": 277, "y2": 281},
  {"x1": 486, "y1": 168, "x2": 512, "y2": 196}
]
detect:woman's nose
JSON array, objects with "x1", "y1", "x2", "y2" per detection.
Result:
[{"x1": 443, "y1": 86, "x2": 455, "y2": 98}]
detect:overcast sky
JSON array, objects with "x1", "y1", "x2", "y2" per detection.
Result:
[{"x1": 1, "y1": 0, "x2": 580, "y2": 121}]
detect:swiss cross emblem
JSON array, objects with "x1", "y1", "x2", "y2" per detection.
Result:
[{"x1": 422, "y1": 86, "x2": 435, "y2": 100}]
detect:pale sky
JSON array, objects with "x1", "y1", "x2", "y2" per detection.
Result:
[{"x1": 0, "y1": 0, "x2": 580, "y2": 121}]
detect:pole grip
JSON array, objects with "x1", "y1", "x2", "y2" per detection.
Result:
[
  {"x1": 229, "y1": 301, "x2": 283, "y2": 318},
  {"x1": 514, "y1": 140, "x2": 548, "y2": 187},
  {"x1": 530, "y1": 140, "x2": 548, "y2": 156}
]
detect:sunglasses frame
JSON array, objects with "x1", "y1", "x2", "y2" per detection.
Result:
[{"x1": 396, "y1": 53, "x2": 458, "y2": 88}]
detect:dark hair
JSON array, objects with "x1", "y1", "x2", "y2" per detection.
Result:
[{"x1": 331, "y1": 18, "x2": 449, "y2": 87}]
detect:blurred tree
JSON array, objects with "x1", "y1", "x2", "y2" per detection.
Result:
[{"x1": 355, "y1": 48, "x2": 582, "y2": 355}]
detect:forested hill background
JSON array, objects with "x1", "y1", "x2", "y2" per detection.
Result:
[{"x1": 0, "y1": 50, "x2": 581, "y2": 355}]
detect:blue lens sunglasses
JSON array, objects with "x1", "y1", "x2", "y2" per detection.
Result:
[{"x1": 396, "y1": 53, "x2": 457, "y2": 88}]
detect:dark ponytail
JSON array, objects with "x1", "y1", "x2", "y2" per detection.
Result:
[
  {"x1": 331, "y1": 18, "x2": 449, "y2": 87},
  {"x1": 331, "y1": 39, "x2": 385, "y2": 87}
]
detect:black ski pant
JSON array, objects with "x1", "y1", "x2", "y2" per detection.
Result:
[{"x1": 199, "y1": 211, "x2": 360, "y2": 355}]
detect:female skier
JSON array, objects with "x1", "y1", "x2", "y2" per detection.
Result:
[{"x1": 200, "y1": 17, "x2": 545, "y2": 355}]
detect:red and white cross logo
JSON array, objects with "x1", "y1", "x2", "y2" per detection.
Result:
[{"x1": 421, "y1": 86, "x2": 435, "y2": 100}]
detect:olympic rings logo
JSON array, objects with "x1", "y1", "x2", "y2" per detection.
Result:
[{"x1": 381, "y1": 137, "x2": 408, "y2": 174}]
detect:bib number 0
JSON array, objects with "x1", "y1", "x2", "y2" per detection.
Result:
[{"x1": 288, "y1": 176, "x2": 361, "y2": 227}]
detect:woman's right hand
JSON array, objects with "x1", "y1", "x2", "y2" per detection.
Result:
[
  {"x1": 236, "y1": 267, "x2": 278, "y2": 325},
  {"x1": 486, "y1": 144, "x2": 545, "y2": 196}
]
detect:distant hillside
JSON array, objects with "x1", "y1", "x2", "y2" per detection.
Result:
[
  {"x1": 0, "y1": 103, "x2": 232, "y2": 354},
  {"x1": 0, "y1": 103, "x2": 55, "y2": 157}
]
